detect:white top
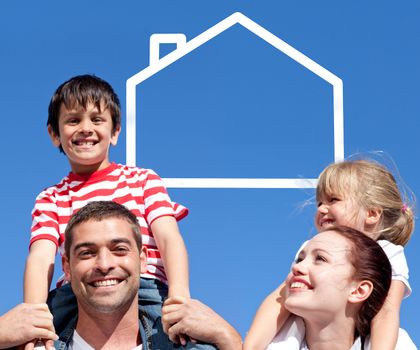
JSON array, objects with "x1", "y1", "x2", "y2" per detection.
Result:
[
  {"x1": 69, "y1": 330, "x2": 143, "y2": 350},
  {"x1": 294, "y1": 239, "x2": 411, "y2": 297},
  {"x1": 377, "y1": 240, "x2": 411, "y2": 297},
  {"x1": 267, "y1": 316, "x2": 417, "y2": 349}
]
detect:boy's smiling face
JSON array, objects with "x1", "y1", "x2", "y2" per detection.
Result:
[{"x1": 48, "y1": 101, "x2": 120, "y2": 175}]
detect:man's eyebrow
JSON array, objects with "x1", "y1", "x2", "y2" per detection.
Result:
[
  {"x1": 73, "y1": 242, "x2": 96, "y2": 252},
  {"x1": 111, "y1": 238, "x2": 133, "y2": 246}
]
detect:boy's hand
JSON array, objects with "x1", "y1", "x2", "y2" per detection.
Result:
[
  {"x1": 162, "y1": 296, "x2": 191, "y2": 345},
  {"x1": 162, "y1": 296, "x2": 242, "y2": 350},
  {"x1": 0, "y1": 303, "x2": 57, "y2": 349}
]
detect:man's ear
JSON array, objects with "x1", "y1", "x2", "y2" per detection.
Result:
[
  {"x1": 48, "y1": 125, "x2": 61, "y2": 148},
  {"x1": 348, "y1": 280, "x2": 373, "y2": 304},
  {"x1": 62, "y1": 254, "x2": 71, "y2": 281},
  {"x1": 110, "y1": 125, "x2": 121, "y2": 146},
  {"x1": 365, "y1": 207, "x2": 382, "y2": 227},
  {"x1": 140, "y1": 246, "x2": 148, "y2": 274}
]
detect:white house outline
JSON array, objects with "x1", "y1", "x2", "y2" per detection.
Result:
[{"x1": 126, "y1": 12, "x2": 344, "y2": 188}]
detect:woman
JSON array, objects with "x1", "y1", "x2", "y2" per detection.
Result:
[{"x1": 267, "y1": 226, "x2": 416, "y2": 349}]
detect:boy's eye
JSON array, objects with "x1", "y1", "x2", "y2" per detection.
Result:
[
  {"x1": 92, "y1": 117, "x2": 104, "y2": 124},
  {"x1": 66, "y1": 118, "x2": 79, "y2": 125}
]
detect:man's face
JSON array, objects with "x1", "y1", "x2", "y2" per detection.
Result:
[{"x1": 63, "y1": 217, "x2": 147, "y2": 315}]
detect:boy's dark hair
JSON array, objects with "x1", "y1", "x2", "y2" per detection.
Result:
[
  {"x1": 64, "y1": 201, "x2": 141, "y2": 258},
  {"x1": 48, "y1": 74, "x2": 121, "y2": 152}
]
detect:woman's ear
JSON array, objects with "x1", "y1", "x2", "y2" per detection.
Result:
[{"x1": 348, "y1": 280, "x2": 373, "y2": 304}]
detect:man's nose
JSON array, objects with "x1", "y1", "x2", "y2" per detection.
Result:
[{"x1": 95, "y1": 250, "x2": 115, "y2": 273}]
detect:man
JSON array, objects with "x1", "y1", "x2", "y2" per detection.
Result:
[
  {"x1": 57, "y1": 201, "x2": 241, "y2": 349},
  {"x1": 57, "y1": 200, "x2": 149, "y2": 349}
]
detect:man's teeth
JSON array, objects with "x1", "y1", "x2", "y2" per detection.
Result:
[
  {"x1": 291, "y1": 282, "x2": 308, "y2": 289},
  {"x1": 93, "y1": 279, "x2": 119, "y2": 287}
]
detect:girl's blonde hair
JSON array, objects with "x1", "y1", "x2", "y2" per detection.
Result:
[{"x1": 316, "y1": 160, "x2": 415, "y2": 246}]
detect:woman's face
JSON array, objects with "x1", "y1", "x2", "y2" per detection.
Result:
[{"x1": 285, "y1": 230, "x2": 357, "y2": 320}]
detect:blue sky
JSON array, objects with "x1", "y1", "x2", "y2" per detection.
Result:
[{"x1": 1, "y1": 0, "x2": 419, "y2": 344}]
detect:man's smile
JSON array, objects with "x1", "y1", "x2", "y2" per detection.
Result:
[{"x1": 90, "y1": 278, "x2": 123, "y2": 288}]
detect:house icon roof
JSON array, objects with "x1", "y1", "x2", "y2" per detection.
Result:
[{"x1": 126, "y1": 12, "x2": 344, "y2": 188}]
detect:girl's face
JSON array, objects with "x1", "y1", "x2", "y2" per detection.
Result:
[
  {"x1": 315, "y1": 191, "x2": 370, "y2": 235},
  {"x1": 285, "y1": 230, "x2": 357, "y2": 319}
]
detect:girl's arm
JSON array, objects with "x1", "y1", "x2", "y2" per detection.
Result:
[
  {"x1": 24, "y1": 240, "x2": 56, "y2": 303},
  {"x1": 244, "y1": 282, "x2": 289, "y2": 350},
  {"x1": 370, "y1": 280, "x2": 405, "y2": 350},
  {"x1": 151, "y1": 216, "x2": 190, "y2": 299}
]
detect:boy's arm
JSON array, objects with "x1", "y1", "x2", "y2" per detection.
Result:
[
  {"x1": 244, "y1": 282, "x2": 289, "y2": 350},
  {"x1": 24, "y1": 240, "x2": 57, "y2": 303},
  {"x1": 370, "y1": 280, "x2": 405, "y2": 350},
  {"x1": 151, "y1": 216, "x2": 190, "y2": 298}
]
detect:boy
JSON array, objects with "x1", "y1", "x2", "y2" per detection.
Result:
[{"x1": 24, "y1": 75, "x2": 190, "y2": 345}]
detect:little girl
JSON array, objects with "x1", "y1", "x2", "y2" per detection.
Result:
[{"x1": 244, "y1": 159, "x2": 415, "y2": 350}]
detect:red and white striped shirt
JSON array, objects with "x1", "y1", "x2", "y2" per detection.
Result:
[{"x1": 30, "y1": 163, "x2": 188, "y2": 285}]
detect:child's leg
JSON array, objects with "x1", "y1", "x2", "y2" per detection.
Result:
[
  {"x1": 139, "y1": 277, "x2": 168, "y2": 324},
  {"x1": 46, "y1": 283, "x2": 78, "y2": 334},
  {"x1": 139, "y1": 278, "x2": 217, "y2": 349}
]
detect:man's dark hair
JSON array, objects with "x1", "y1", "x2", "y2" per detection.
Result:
[
  {"x1": 47, "y1": 74, "x2": 121, "y2": 153},
  {"x1": 64, "y1": 201, "x2": 141, "y2": 258}
]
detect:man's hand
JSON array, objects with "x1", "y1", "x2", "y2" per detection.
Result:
[
  {"x1": 162, "y1": 297, "x2": 242, "y2": 350},
  {"x1": 0, "y1": 303, "x2": 58, "y2": 349}
]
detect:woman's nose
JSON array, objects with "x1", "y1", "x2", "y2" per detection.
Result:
[{"x1": 292, "y1": 258, "x2": 308, "y2": 276}]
